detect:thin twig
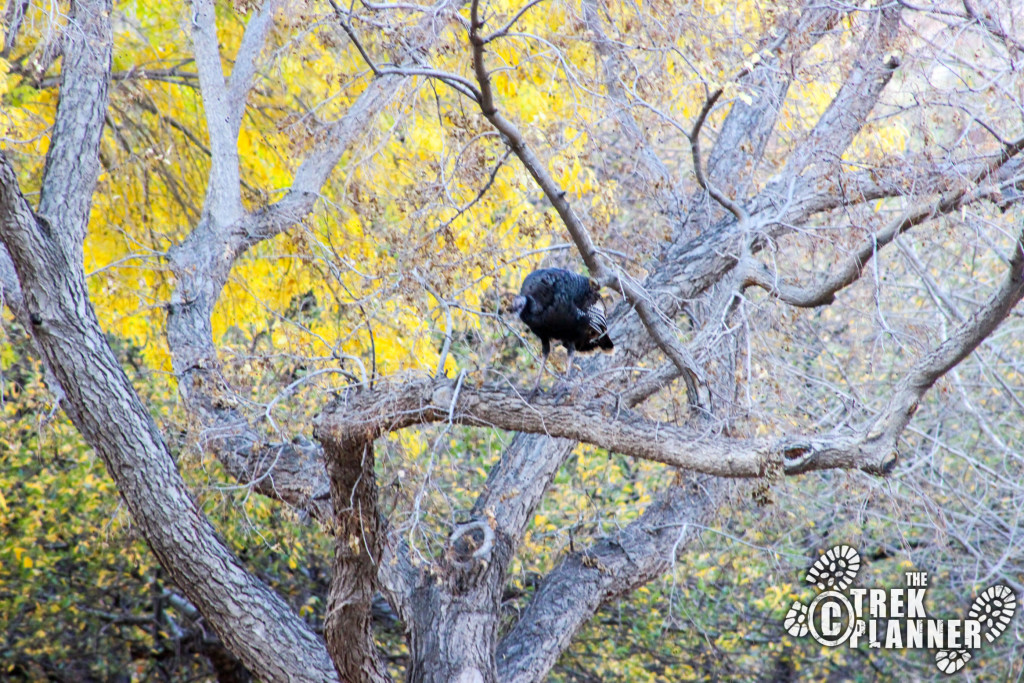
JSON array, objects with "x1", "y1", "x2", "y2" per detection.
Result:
[
  {"x1": 483, "y1": 0, "x2": 546, "y2": 43},
  {"x1": 328, "y1": 0, "x2": 382, "y2": 77}
]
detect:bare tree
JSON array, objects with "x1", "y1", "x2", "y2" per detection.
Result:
[{"x1": 2, "y1": 0, "x2": 1023, "y2": 681}]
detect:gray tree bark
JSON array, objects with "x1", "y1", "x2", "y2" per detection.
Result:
[{"x1": 0, "y1": 1, "x2": 336, "y2": 680}]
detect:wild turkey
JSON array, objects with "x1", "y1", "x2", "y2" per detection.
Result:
[{"x1": 511, "y1": 268, "x2": 614, "y2": 394}]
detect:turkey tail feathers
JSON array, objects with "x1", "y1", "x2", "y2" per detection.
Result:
[{"x1": 586, "y1": 306, "x2": 607, "y2": 337}]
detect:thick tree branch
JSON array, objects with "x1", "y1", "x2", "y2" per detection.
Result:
[
  {"x1": 322, "y1": 223, "x2": 1024, "y2": 473},
  {"x1": 317, "y1": 377, "x2": 882, "y2": 476},
  {"x1": 2, "y1": 160, "x2": 339, "y2": 683},
  {"x1": 652, "y1": 5, "x2": 902, "y2": 319},
  {"x1": 785, "y1": 163, "x2": 954, "y2": 219},
  {"x1": 36, "y1": 0, "x2": 108, "y2": 247},
  {"x1": 701, "y1": 7, "x2": 830, "y2": 182},
  {"x1": 659, "y1": 2, "x2": 842, "y2": 243},
  {"x1": 778, "y1": 5, "x2": 902, "y2": 184},
  {"x1": 745, "y1": 135, "x2": 1024, "y2": 306},
  {"x1": 316, "y1": 404, "x2": 506, "y2": 682},
  {"x1": 0, "y1": 244, "x2": 27, "y2": 328},
  {"x1": 189, "y1": 0, "x2": 244, "y2": 225},
  {"x1": 225, "y1": 0, "x2": 280, "y2": 134},
  {"x1": 0, "y1": 242, "x2": 67, "y2": 409},
  {"x1": 163, "y1": 2, "x2": 469, "y2": 660},
  {"x1": 580, "y1": 0, "x2": 681, "y2": 219},
  {"x1": 472, "y1": 433, "x2": 575, "y2": 556},
  {"x1": 497, "y1": 477, "x2": 727, "y2": 683}
]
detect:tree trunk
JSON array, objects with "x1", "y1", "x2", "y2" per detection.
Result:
[
  {"x1": 407, "y1": 581, "x2": 499, "y2": 683},
  {"x1": 321, "y1": 436, "x2": 392, "y2": 682},
  {"x1": 0, "y1": 2, "x2": 338, "y2": 678}
]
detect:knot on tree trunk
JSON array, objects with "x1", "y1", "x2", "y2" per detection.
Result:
[
  {"x1": 443, "y1": 519, "x2": 495, "y2": 590},
  {"x1": 779, "y1": 440, "x2": 814, "y2": 470},
  {"x1": 861, "y1": 446, "x2": 899, "y2": 475}
]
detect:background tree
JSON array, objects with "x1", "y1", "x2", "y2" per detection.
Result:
[{"x1": 2, "y1": 0, "x2": 1023, "y2": 680}]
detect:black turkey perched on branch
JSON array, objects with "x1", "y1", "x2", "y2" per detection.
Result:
[{"x1": 511, "y1": 268, "x2": 614, "y2": 395}]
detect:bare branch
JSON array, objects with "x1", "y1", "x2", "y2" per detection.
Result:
[
  {"x1": 375, "y1": 66, "x2": 483, "y2": 100},
  {"x1": 687, "y1": 89, "x2": 749, "y2": 223},
  {"x1": 786, "y1": 164, "x2": 953, "y2": 219},
  {"x1": 498, "y1": 477, "x2": 726, "y2": 683},
  {"x1": 875, "y1": 226, "x2": 1024, "y2": 440},
  {"x1": 747, "y1": 135, "x2": 1024, "y2": 306},
  {"x1": 653, "y1": 3, "x2": 851, "y2": 299},
  {"x1": 780, "y1": 5, "x2": 902, "y2": 183},
  {"x1": 1, "y1": 0, "x2": 28, "y2": 58},
  {"x1": 961, "y1": 0, "x2": 1024, "y2": 56},
  {"x1": 482, "y1": 0, "x2": 545, "y2": 44},
  {"x1": 580, "y1": 0, "x2": 679, "y2": 215},
  {"x1": 37, "y1": 0, "x2": 109, "y2": 245},
  {"x1": 6, "y1": 28, "x2": 63, "y2": 85},
  {"x1": 317, "y1": 377, "x2": 885, "y2": 476},
  {"x1": 32, "y1": 61, "x2": 200, "y2": 89},
  {"x1": 226, "y1": 0, "x2": 282, "y2": 133},
  {"x1": 189, "y1": 0, "x2": 244, "y2": 225},
  {"x1": 253, "y1": 2, "x2": 473, "y2": 244},
  {"x1": 640, "y1": 5, "x2": 905, "y2": 292},
  {"x1": 671, "y1": 2, "x2": 846, "y2": 229},
  {"x1": 323, "y1": 210, "x2": 1024, "y2": 476},
  {"x1": 328, "y1": 0, "x2": 382, "y2": 76},
  {"x1": 436, "y1": 147, "x2": 513, "y2": 234},
  {"x1": 618, "y1": 285, "x2": 745, "y2": 408}
]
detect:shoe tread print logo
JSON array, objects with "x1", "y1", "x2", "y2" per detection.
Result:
[{"x1": 783, "y1": 545, "x2": 1017, "y2": 674}]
